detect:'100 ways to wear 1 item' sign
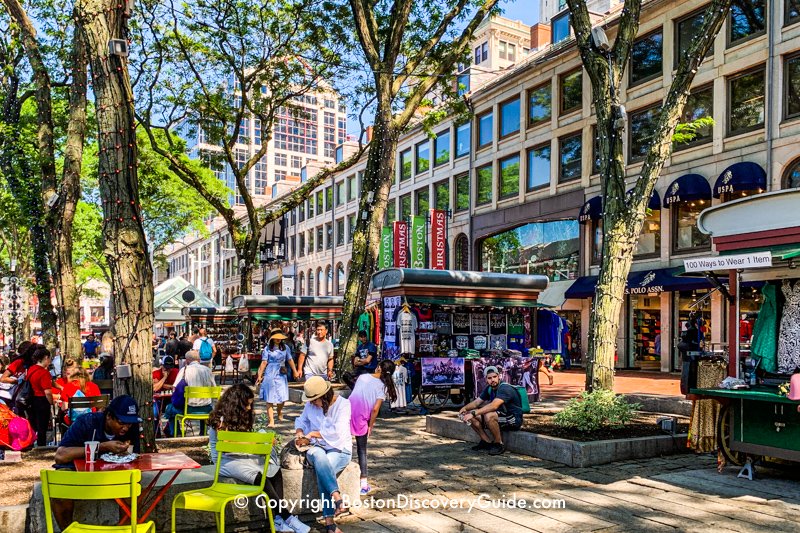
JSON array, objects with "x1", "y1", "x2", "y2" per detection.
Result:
[
  {"x1": 394, "y1": 221, "x2": 409, "y2": 268},
  {"x1": 430, "y1": 209, "x2": 447, "y2": 270},
  {"x1": 379, "y1": 226, "x2": 393, "y2": 269},
  {"x1": 411, "y1": 215, "x2": 427, "y2": 268},
  {"x1": 683, "y1": 251, "x2": 772, "y2": 272}
]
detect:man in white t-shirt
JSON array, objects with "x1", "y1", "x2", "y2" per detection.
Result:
[
  {"x1": 192, "y1": 327, "x2": 216, "y2": 367},
  {"x1": 297, "y1": 321, "x2": 334, "y2": 381}
]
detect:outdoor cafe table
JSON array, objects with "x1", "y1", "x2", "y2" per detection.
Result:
[{"x1": 74, "y1": 451, "x2": 201, "y2": 524}]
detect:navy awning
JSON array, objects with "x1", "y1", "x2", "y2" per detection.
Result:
[
  {"x1": 578, "y1": 196, "x2": 602, "y2": 223},
  {"x1": 663, "y1": 174, "x2": 711, "y2": 207},
  {"x1": 627, "y1": 188, "x2": 661, "y2": 210},
  {"x1": 564, "y1": 267, "x2": 716, "y2": 299},
  {"x1": 713, "y1": 162, "x2": 766, "y2": 198}
]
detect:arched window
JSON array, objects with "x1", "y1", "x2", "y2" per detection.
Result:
[
  {"x1": 307, "y1": 269, "x2": 314, "y2": 296},
  {"x1": 299, "y1": 272, "x2": 305, "y2": 296},
  {"x1": 336, "y1": 263, "x2": 345, "y2": 295},
  {"x1": 346, "y1": 260, "x2": 352, "y2": 278},
  {"x1": 317, "y1": 267, "x2": 324, "y2": 296},
  {"x1": 325, "y1": 265, "x2": 333, "y2": 296},
  {"x1": 783, "y1": 157, "x2": 800, "y2": 189},
  {"x1": 454, "y1": 233, "x2": 469, "y2": 271}
]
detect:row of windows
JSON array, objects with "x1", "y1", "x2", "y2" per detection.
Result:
[
  {"x1": 297, "y1": 174, "x2": 360, "y2": 222},
  {"x1": 297, "y1": 263, "x2": 348, "y2": 296},
  {"x1": 295, "y1": 215, "x2": 358, "y2": 257}
]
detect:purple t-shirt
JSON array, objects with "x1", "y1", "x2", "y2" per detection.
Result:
[{"x1": 348, "y1": 374, "x2": 386, "y2": 436}]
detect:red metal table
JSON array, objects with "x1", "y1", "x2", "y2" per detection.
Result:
[{"x1": 75, "y1": 451, "x2": 200, "y2": 524}]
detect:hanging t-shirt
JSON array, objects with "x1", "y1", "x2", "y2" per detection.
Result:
[
  {"x1": 489, "y1": 313, "x2": 507, "y2": 335},
  {"x1": 349, "y1": 374, "x2": 386, "y2": 436},
  {"x1": 507, "y1": 313, "x2": 524, "y2": 335},
  {"x1": 452, "y1": 313, "x2": 470, "y2": 334},
  {"x1": 357, "y1": 313, "x2": 371, "y2": 337},
  {"x1": 391, "y1": 365, "x2": 408, "y2": 409},
  {"x1": 398, "y1": 309, "x2": 418, "y2": 354}
]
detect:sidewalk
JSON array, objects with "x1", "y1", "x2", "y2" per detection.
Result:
[{"x1": 539, "y1": 369, "x2": 681, "y2": 401}]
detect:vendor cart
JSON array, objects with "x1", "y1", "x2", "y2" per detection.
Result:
[
  {"x1": 686, "y1": 189, "x2": 800, "y2": 470},
  {"x1": 370, "y1": 268, "x2": 550, "y2": 412}
]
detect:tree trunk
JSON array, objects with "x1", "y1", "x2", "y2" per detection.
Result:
[
  {"x1": 52, "y1": 27, "x2": 87, "y2": 361},
  {"x1": 29, "y1": 221, "x2": 59, "y2": 350},
  {"x1": 239, "y1": 262, "x2": 254, "y2": 295},
  {"x1": 337, "y1": 106, "x2": 397, "y2": 371},
  {"x1": 78, "y1": 0, "x2": 156, "y2": 451}
]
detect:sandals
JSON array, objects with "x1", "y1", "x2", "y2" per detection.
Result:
[{"x1": 333, "y1": 498, "x2": 349, "y2": 517}]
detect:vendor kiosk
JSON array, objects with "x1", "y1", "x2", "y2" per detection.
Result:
[
  {"x1": 370, "y1": 268, "x2": 550, "y2": 412},
  {"x1": 182, "y1": 306, "x2": 239, "y2": 353},
  {"x1": 687, "y1": 189, "x2": 800, "y2": 471}
]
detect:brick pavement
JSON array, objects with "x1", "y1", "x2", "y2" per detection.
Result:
[
  {"x1": 540, "y1": 369, "x2": 681, "y2": 401},
  {"x1": 267, "y1": 402, "x2": 800, "y2": 533}
]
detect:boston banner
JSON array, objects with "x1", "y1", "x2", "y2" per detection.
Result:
[
  {"x1": 379, "y1": 226, "x2": 393, "y2": 269},
  {"x1": 430, "y1": 209, "x2": 447, "y2": 270},
  {"x1": 411, "y1": 215, "x2": 427, "y2": 268},
  {"x1": 393, "y1": 220, "x2": 409, "y2": 268}
]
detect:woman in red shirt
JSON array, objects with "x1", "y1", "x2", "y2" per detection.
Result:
[
  {"x1": 54, "y1": 358, "x2": 78, "y2": 392},
  {"x1": 26, "y1": 347, "x2": 54, "y2": 446},
  {"x1": 60, "y1": 368, "x2": 101, "y2": 425}
]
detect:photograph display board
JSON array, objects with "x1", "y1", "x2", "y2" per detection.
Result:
[{"x1": 421, "y1": 357, "x2": 466, "y2": 386}]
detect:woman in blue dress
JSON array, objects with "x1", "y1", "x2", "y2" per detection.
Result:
[{"x1": 256, "y1": 331, "x2": 300, "y2": 427}]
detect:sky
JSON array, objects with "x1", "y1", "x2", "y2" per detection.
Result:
[{"x1": 500, "y1": 0, "x2": 540, "y2": 27}]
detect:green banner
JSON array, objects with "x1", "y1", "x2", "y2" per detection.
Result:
[
  {"x1": 379, "y1": 226, "x2": 393, "y2": 269},
  {"x1": 410, "y1": 215, "x2": 427, "y2": 268}
]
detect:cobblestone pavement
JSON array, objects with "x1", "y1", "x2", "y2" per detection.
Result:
[{"x1": 270, "y1": 403, "x2": 800, "y2": 533}]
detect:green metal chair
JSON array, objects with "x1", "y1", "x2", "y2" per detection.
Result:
[
  {"x1": 171, "y1": 430, "x2": 276, "y2": 533},
  {"x1": 174, "y1": 386, "x2": 221, "y2": 437},
  {"x1": 40, "y1": 469, "x2": 155, "y2": 533}
]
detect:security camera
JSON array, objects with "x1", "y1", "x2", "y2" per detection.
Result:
[
  {"x1": 46, "y1": 193, "x2": 59, "y2": 208},
  {"x1": 591, "y1": 27, "x2": 611, "y2": 52},
  {"x1": 612, "y1": 104, "x2": 627, "y2": 131}
]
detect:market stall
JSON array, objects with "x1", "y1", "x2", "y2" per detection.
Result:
[
  {"x1": 685, "y1": 189, "x2": 800, "y2": 473},
  {"x1": 181, "y1": 307, "x2": 239, "y2": 356},
  {"x1": 370, "y1": 268, "x2": 553, "y2": 411}
]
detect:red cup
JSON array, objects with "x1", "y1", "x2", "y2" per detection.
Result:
[{"x1": 85, "y1": 441, "x2": 99, "y2": 463}]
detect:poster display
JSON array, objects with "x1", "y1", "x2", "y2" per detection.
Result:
[
  {"x1": 472, "y1": 357, "x2": 540, "y2": 402},
  {"x1": 434, "y1": 312, "x2": 451, "y2": 334},
  {"x1": 422, "y1": 357, "x2": 465, "y2": 386},
  {"x1": 470, "y1": 313, "x2": 488, "y2": 335},
  {"x1": 383, "y1": 295, "x2": 401, "y2": 344}
]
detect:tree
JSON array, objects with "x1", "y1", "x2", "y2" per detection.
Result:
[
  {"x1": 336, "y1": 0, "x2": 504, "y2": 369},
  {"x1": 133, "y1": 0, "x2": 364, "y2": 295},
  {"x1": 564, "y1": 0, "x2": 733, "y2": 391},
  {"x1": 76, "y1": 0, "x2": 156, "y2": 449}
]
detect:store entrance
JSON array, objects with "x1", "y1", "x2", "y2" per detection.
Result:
[
  {"x1": 628, "y1": 292, "x2": 661, "y2": 371},
  {"x1": 672, "y1": 289, "x2": 712, "y2": 371}
]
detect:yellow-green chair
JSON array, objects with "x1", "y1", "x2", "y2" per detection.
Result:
[
  {"x1": 40, "y1": 469, "x2": 155, "y2": 533},
  {"x1": 174, "y1": 386, "x2": 221, "y2": 437},
  {"x1": 171, "y1": 430, "x2": 276, "y2": 533}
]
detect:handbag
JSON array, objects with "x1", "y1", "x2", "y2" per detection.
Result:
[
  {"x1": 279, "y1": 438, "x2": 311, "y2": 470},
  {"x1": 13, "y1": 376, "x2": 33, "y2": 412}
]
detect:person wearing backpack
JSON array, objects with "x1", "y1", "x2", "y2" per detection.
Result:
[
  {"x1": 24, "y1": 347, "x2": 55, "y2": 447},
  {"x1": 459, "y1": 365, "x2": 523, "y2": 456},
  {"x1": 192, "y1": 327, "x2": 217, "y2": 368}
]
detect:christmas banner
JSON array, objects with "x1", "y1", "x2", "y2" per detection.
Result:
[
  {"x1": 430, "y1": 209, "x2": 447, "y2": 270},
  {"x1": 411, "y1": 215, "x2": 427, "y2": 268},
  {"x1": 393, "y1": 220, "x2": 409, "y2": 268}
]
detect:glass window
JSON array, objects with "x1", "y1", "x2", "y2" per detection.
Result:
[
  {"x1": 729, "y1": 0, "x2": 766, "y2": 46},
  {"x1": 591, "y1": 219, "x2": 603, "y2": 265},
  {"x1": 527, "y1": 144, "x2": 551, "y2": 191},
  {"x1": 500, "y1": 98, "x2": 521, "y2": 137},
  {"x1": 783, "y1": 157, "x2": 800, "y2": 188},
  {"x1": 298, "y1": 204, "x2": 305, "y2": 223},
  {"x1": 400, "y1": 194, "x2": 411, "y2": 220},
  {"x1": 386, "y1": 199, "x2": 397, "y2": 223},
  {"x1": 508, "y1": 43, "x2": 516, "y2": 62},
  {"x1": 559, "y1": 134, "x2": 582, "y2": 182},
  {"x1": 316, "y1": 227, "x2": 324, "y2": 252},
  {"x1": 434, "y1": 129, "x2": 450, "y2": 167},
  {"x1": 528, "y1": 84, "x2": 551, "y2": 127},
  {"x1": 560, "y1": 70, "x2": 582, "y2": 115},
  {"x1": 415, "y1": 140, "x2": 430, "y2": 174},
  {"x1": 629, "y1": 105, "x2": 660, "y2": 162},
  {"x1": 325, "y1": 187, "x2": 333, "y2": 212},
  {"x1": 307, "y1": 230, "x2": 314, "y2": 254},
  {"x1": 455, "y1": 174, "x2": 470, "y2": 212},
  {"x1": 455, "y1": 122, "x2": 470, "y2": 158},
  {"x1": 787, "y1": 0, "x2": 800, "y2": 27},
  {"x1": 326, "y1": 223, "x2": 333, "y2": 249},
  {"x1": 635, "y1": 208, "x2": 661, "y2": 257},
  {"x1": 785, "y1": 53, "x2": 800, "y2": 120},
  {"x1": 675, "y1": 85, "x2": 713, "y2": 149},
  {"x1": 675, "y1": 9, "x2": 709, "y2": 68},
  {"x1": 454, "y1": 234, "x2": 469, "y2": 270},
  {"x1": 348, "y1": 213, "x2": 356, "y2": 242},
  {"x1": 673, "y1": 200, "x2": 711, "y2": 251},
  {"x1": 480, "y1": 220, "x2": 579, "y2": 279},
  {"x1": 308, "y1": 197, "x2": 314, "y2": 218},
  {"x1": 499, "y1": 40, "x2": 507, "y2": 60},
  {"x1": 552, "y1": 12, "x2": 570, "y2": 44},
  {"x1": 308, "y1": 270, "x2": 314, "y2": 296},
  {"x1": 475, "y1": 46, "x2": 481, "y2": 65},
  {"x1": 499, "y1": 155, "x2": 520, "y2": 199},
  {"x1": 316, "y1": 191, "x2": 323, "y2": 215},
  {"x1": 728, "y1": 67, "x2": 765, "y2": 135},
  {"x1": 299, "y1": 272, "x2": 305, "y2": 295},
  {"x1": 416, "y1": 189, "x2": 429, "y2": 215},
  {"x1": 336, "y1": 181, "x2": 345, "y2": 206},
  {"x1": 630, "y1": 30, "x2": 663, "y2": 85},
  {"x1": 434, "y1": 180, "x2": 449, "y2": 210},
  {"x1": 476, "y1": 164, "x2": 493, "y2": 205},
  {"x1": 591, "y1": 125, "x2": 601, "y2": 175},
  {"x1": 457, "y1": 72, "x2": 470, "y2": 95},
  {"x1": 348, "y1": 174, "x2": 357, "y2": 201},
  {"x1": 400, "y1": 149, "x2": 412, "y2": 181},
  {"x1": 317, "y1": 268, "x2": 324, "y2": 296},
  {"x1": 299, "y1": 233, "x2": 305, "y2": 257},
  {"x1": 336, "y1": 263, "x2": 345, "y2": 295},
  {"x1": 477, "y1": 111, "x2": 493, "y2": 148},
  {"x1": 481, "y1": 42, "x2": 488, "y2": 62},
  {"x1": 336, "y1": 218, "x2": 345, "y2": 246}
]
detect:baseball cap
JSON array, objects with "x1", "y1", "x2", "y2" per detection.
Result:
[
  {"x1": 483, "y1": 366, "x2": 500, "y2": 378},
  {"x1": 108, "y1": 395, "x2": 141, "y2": 424}
]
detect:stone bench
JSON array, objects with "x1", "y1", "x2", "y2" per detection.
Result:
[{"x1": 280, "y1": 461, "x2": 361, "y2": 515}]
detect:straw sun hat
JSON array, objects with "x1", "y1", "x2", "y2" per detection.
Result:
[{"x1": 302, "y1": 376, "x2": 332, "y2": 402}]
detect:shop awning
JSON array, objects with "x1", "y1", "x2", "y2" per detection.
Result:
[
  {"x1": 664, "y1": 174, "x2": 711, "y2": 207},
  {"x1": 371, "y1": 268, "x2": 548, "y2": 292},
  {"x1": 713, "y1": 162, "x2": 766, "y2": 198},
  {"x1": 564, "y1": 267, "x2": 715, "y2": 299},
  {"x1": 627, "y1": 188, "x2": 661, "y2": 210},
  {"x1": 232, "y1": 295, "x2": 343, "y2": 321},
  {"x1": 537, "y1": 279, "x2": 574, "y2": 307},
  {"x1": 720, "y1": 244, "x2": 800, "y2": 261},
  {"x1": 578, "y1": 196, "x2": 602, "y2": 223}
]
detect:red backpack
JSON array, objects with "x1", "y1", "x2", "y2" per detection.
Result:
[{"x1": 0, "y1": 403, "x2": 35, "y2": 451}]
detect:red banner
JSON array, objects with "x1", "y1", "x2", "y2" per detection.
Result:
[
  {"x1": 430, "y1": 209, "x2": 447, "y2": 270},
  {"x1": 393, "y1": 221, "x2": 409, "y2": 268}
]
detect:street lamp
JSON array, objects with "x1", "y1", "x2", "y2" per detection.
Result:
[{"x1": 259, "y1": 217, "x2": 287, "y2": 295}]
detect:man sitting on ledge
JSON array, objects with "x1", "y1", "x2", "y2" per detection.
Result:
[{"x1": 459, "y1": 366, "x2": 522, "y2": 456}]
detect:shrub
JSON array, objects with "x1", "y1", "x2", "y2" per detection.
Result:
[{"x1": 553, "y1": 390, "x2": 641, "y2": 432}]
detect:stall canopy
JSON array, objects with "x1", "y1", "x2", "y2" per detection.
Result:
[
  {"x1": 536, "y1": 279, "x2": 574, "y2": 307},
  {"x1": 564, "y1": 267, "x2": 715, "y2": 299},
  {"x1": 232, "y1": 295, "x2": 343, "y2": 321},
  {"x1": 370, "y1": 268, "x2": 548, "y2": 307},
  {"x1": 154, "y1": 276, "x2": 218, "y2": 322},
  {"x1": 182, "y1": 306, "x2": 237, "y2": 323},
  {"x1": 663, "y1": 173, "x2": 711, "y2": 207},
  {"x1": 578, "y1": 196, "x2": 602, "y2": 223},
  {"x1": 713, "y1": 162, "x2": 766, "y2": 198}
]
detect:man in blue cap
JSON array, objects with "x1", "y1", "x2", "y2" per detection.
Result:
[{"x1": 54, "y1": 394, "x2": 142, "y2": 469}]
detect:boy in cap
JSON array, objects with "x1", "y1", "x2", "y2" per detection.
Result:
[{"x1": 458, "y1": 366, "x2": 523, "y2": 455}]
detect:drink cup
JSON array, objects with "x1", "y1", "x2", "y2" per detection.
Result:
[
  {"x1": 85, "y1": 441, "x2": 99, "y2": 463},
  {"x1": 127, "y1": 445, "x2": 134, "y2": 454}
]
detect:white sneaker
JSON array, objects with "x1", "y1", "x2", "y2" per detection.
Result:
[
  {"x1": 272, "y1": 516, "x2": 293, "y2": 532},
  {"x1": 284, "y1": 514, "x2": 311, "y2": 533}
]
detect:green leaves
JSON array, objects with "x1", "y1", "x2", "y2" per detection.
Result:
[{"x1": 554, "y1": 390, "x2": 641, "y2": 432}]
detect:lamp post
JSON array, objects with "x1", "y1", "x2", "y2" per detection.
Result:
[
  {"x1": 259, "y1": 218, "x2": 287, "y2": 296},
  {"x1": 8, "y1": 260, "x2": 20, "y2": 350}
]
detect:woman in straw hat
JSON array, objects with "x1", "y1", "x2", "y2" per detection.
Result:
[
  {"x1": 256, "y1": 330, "x2": 299, "y2": 427},
  {"x1": 294, "y1": 376, "x2": 352, "y2": 533}
]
